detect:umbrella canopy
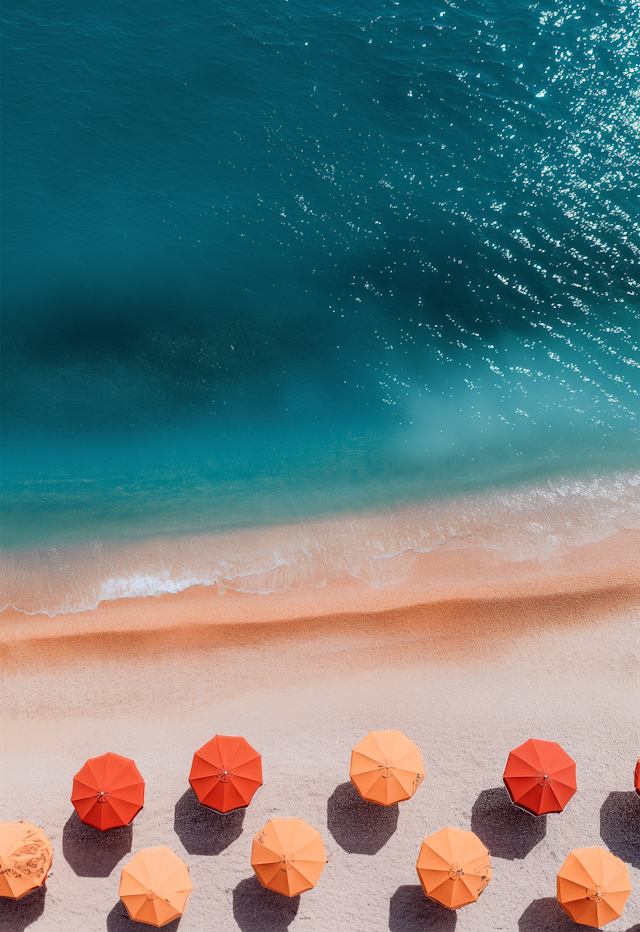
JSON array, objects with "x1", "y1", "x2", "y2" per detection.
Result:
[
  {"x1": 349, "y1": 730, "x2": 424, "y2": 806},
  {"x1": 635, "y1": 759, "x2": 639, "y2": 797},
  {"x1": 71, "y1": 752, "x2": 145, "y2": 830},
  {"x1": 416, "y1": 827, "x2": 492, "y2": 910},
  {"x1": 557, "y1": 847, "x2": 631, "y2": 928},
  {"x1": 119, "y1": 846, "x2": 193, "y2": 927},
  {"x1": 251, "y1": 818, "x2": 326, "y2": 897},
  {"x1": 189, "y1": 734, "x2": 262, "y2": 813},
  {"x1": 0, "y1": 822, "x2": 53, "y2": 900},
  {"x1": 503, "y1": 738, "x2": 576, "y2": 816}
]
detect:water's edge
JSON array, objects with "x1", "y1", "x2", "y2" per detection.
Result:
[{"x1": 3, "y1": 470, "x2": 638, "y2": 617}]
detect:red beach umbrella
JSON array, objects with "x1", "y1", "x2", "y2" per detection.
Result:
[
  {"x1": 189, "y1": 735, "x2": 262, "y2": 813},
  {"x1": 635, "y1": 759, "x2": 640, "y2": 798},
  {"x1": 503, "y1": 738, "x2": 576, "y2": 816},
  {"x1": 71, "y1": 752, "x2": 145, "y2": 831}
]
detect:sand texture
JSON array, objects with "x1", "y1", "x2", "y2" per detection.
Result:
[{"x1": 1, "y1": 574, "x2": 640, "y2": 931}]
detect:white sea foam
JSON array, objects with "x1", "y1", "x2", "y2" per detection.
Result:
[{"x1": 2, "y1": 471, "x2": 639, "y2": 617}]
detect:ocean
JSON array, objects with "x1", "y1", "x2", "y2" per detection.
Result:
[{"x1": 1, "y1": 0, "x2": 639, "y2": 615}]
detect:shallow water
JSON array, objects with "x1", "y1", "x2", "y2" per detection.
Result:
[{"x1": 2, "y1": 0, "x2": 639, "y2": 612}]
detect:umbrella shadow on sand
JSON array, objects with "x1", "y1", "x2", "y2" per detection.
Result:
[
  {"x1": 62, "y1": 811, "x2": 133, "y2": 877},
  {"x1": 389, "y1": 885, "x2": 456, "y2": 932},
  {"x1": 106, "y1": 900, "x2": 181, "y2": 931},
  {"x1": 173, "y1": 787, "x2": 245, "y2": 856},
  {"x1": 0, "y1": 885, "x2": 46, "y2": 932},
  {"x1": 232, "y1": 875, "x2": 299, "y2": 932},
  {"x1": 518, "y1": 896, "x2": 604, "y2": 931},
  {"x1": 600, "y1": 791, "x2": 640, "y2": 869},
  {"x1": 471, "y1": 787, "x2": 546, "y2": 860},
  {"x1": 327, "y1": 782, "x2": 398, "y2": 855}
]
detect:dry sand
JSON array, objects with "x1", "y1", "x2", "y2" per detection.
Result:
[{"x1": 1, "y1": 536, "x2": 640, "y2": 931}]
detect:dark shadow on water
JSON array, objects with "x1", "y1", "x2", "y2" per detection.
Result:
[
  {"x1": 232, "y1": 876, "x2": 299, "y2": 932},
  {"x1": 518, "y1": 897, "x2": 596, "y2": 931},
  {"x1": 106, "y1": 900, "x2": 181, "y2": 931},
  {"x1": 389, "y1": 885, "x2": 456, "y2": 932},
  {"x1": 327, "y1": 782, "x2": 398, "y2": 855},
  {"x1": 0, "y1": 885, "x2": 46, "y2": 932},
  {"x1": 173, "y1": 787, "x2": 246, "y2": 856},
  {"x1": 600, "y1": 791, "x2": 640, "y2": 869},
  {"x1": 471, "y1": 787, "x2": 546, "y2": 860},
  {"x1": 62, "y1": 811, "x2": 133, "y2": 877}
]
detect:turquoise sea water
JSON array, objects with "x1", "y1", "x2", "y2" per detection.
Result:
[{"x1": 2, "y1": 1, "x2": 639, "y2": 613}]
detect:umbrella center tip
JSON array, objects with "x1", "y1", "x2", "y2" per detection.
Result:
[
  {"x1": 448, "y1": 863, "x2": 464, "y2": 881},
  {"x1": 280, "y1": 851, "x2": 296, "y2": 871}
]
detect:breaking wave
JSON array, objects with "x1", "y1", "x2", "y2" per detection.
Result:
[{"x1": 3, "y1": 471, "x2": 638, "y2": 617}]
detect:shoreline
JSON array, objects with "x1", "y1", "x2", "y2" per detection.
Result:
[
  {"x1": 3, "y1": 470, "x2": 638, "y2": 620},
  {"x1": 2, "y1": 529, "x2": 638, "y2": 653}
]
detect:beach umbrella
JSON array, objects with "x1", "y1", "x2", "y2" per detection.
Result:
[
  {"x1": 503, "y1": 738, "x2": 576, "y2": 815},
  {"x1": 119, "y1": 846, "x2": 193, "y2": 927},
  {"x1": 0, "y1": 822, "x2": 53, "y2": 900},
  {"x1": 635, "y1": 759, "x2": 640, "y2": 797},
  {"x1": 349, "y1": 729, "x2": 424, "y2": 806},
  {"x1": 557, "y1": 846, "x2": 631, "y2": 928},
  {"x1": 189, "y1": 734, "x2": 262, "y2": 813},
  {"x1": 71, "y1": 752, "x2": 145, "y2": 830},
  {"x1": 416, "y1": 827, "x2": 492, "y2": 910},
  {"x1": 251, "y1": 818, "x2": 326, "y2": 897}
]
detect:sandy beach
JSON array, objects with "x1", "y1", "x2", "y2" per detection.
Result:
[{"x1": 1, "y1": 533, "x2": 639, "y2": 932}]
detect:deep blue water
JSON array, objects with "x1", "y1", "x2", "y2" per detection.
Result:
[{"x1": 2, "y1": 0, "x2": 639, "y2": 565}]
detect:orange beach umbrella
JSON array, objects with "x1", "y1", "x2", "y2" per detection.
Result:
[
  {"x1": 251, "y1": 818, "x2": 326, "y2": 897},
  {"x1": 0, "y1": 822, "x2": 53, "y2": 900},
  {"x1": 189, "y1": 734, "x2": 262, "y2": 813},
  {"x1": 71, "y1": 752, "x2": 145, "y2": 830},
  {"x1": 557, "y1": 847, "x2": 631, "y2": 928},
  {"x1": 635, "y1": 759, "x2": 640, "y2": 797},
  {"x1": 416, "y1": 827, "x2": 492, "y2": 910},
  {"x1": 119, "y1": 846, "x2": 193, "y2": 927},
  {"x1": 350, "y1": 730, "x2": 424, "y2": 806},
  {"x1": 503, "y1": 738, "x2": 576, "y2": 816}
]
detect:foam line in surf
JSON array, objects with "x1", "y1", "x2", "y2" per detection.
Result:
[{"x1": 2, "y1": 471, "x2": 638, "y2": 617}]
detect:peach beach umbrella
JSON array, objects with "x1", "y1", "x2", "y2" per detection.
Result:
[
  {"x1": 251, "y1": 818, "x2": 326, "y2": 897},
  {"x1": 635, "y1": 759, "x2": 640, "y2": 797},
  {"x1": 416, "y1": 827, "x2": 492, "y2": 910},
  {"x1": 189, "y1": 734, "x2": 262, "y2": 813},
  {"x1": 71, "y1": 752, "x2": 145, "y2": 830},
  {"x1": 119, "y1": 846, "x2": 193, "y2": 927},
  {"x1": 350, "y1": 730, "x2": 424, "y2": 806},
  {"x1": 503, "y1": 738, "x2": 576, "y2": 816},
  {"x1": 557, "y1": 847, "x2": 631, "y2": 928},
  {"x1": 0, "y1": 822, "x2": 53, "y2": 900}
]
